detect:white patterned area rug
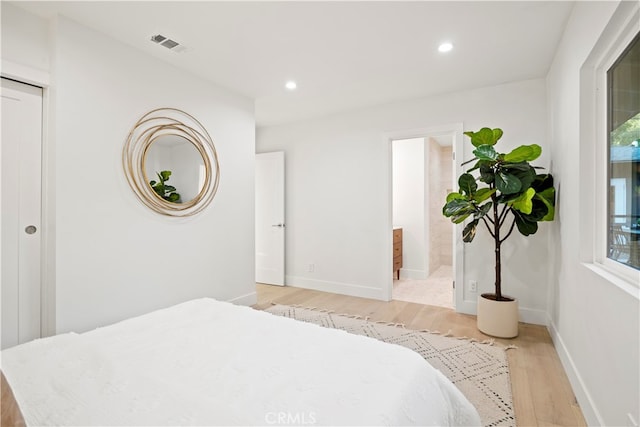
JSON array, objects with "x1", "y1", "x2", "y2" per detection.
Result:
[{"x1": 265, "y1": 304, "x2": 516, "y2": 427}]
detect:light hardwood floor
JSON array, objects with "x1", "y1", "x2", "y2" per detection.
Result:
[{"x1": 255, "y1": 283, "x2": 586, "y2": 427}]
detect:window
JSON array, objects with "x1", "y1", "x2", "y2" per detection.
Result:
[{"x1": 607, "y1": 32, "x2": 640, "y2": 270}]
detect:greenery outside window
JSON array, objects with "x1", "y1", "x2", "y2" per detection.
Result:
[{"x1": 607, "y1": 32, "x2": 640, "y2": 270}]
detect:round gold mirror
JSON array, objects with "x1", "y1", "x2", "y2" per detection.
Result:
[
  {"x1": 123, "y1": 108, "x2": 220, "y2": 216},
  {"x1": 144, "y1": 135, "x2": 205, "y2": 204}
]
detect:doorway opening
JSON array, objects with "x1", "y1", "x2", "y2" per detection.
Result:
[{"x1": 391, "y1": 135, "x2": 454, "y2": 308}]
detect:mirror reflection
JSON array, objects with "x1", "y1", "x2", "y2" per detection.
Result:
[{"x1": 144, "y1": 135, "x2": 206, "y2": 204}]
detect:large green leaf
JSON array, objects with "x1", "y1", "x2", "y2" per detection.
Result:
[
  {"x1": 479, "y1": 164, "x2": 495, "y2": 184},
  {"x1": 513, "y1": 210, "x2": 539, "y2": 236},
  {"x1": 473, "y1": 144, "x2": 499, "y2": 161},
  {"x1": 443, "y1": 199, "x2": 477, "y2": 224},
  {"x1": 528, "y1": 174, "x2": 555, "y2": 221},
  {"x1": 462, "y1": 220, "x2": 479, "y2": 242},
  {"x1": 495, "y1": 172, "x2": 522, "y2": 195},
  {"x1": 458, "y1": 173, "x2": 477, "y2": 196},
  {"x1": 508, "y1": 165, "x2": 537, "y2": 192},
  {"x1": 452, "y1": 213, "x2": 473, "y2": 224},
  {"x1": 510, "y1": 188, "x2": 535, "y2": 214},
  {"x1": 503, "y1": 144, "x2": 542, "y2": 162},
  {"x1": 535, "y1": 187, "x2": 555, "y2": 221},
  {"x1": 475, "y1": 202, "x2": 493, "y2": 219},
  {"x1": 497, "y1": 192, "x2": 520, "y2": 204},
  {"x1": 522, "y1": 198, "x2": 549, "y2": 222},
  {"x1": 166, "y1": 193, "x2": 180, "y2": 203},
  {"x1": 464, "y1": 127, "x2": 503, "y2": 147},
  {"x1": 531, "y1": 173, "x2": 554, "y2": 192},
  {"x1": 473, "y1": 188, "x2": 496, "y2": 203},
  {"x1": 501, "y1": 161, "x2": 532, "y2": 172},
  {"x1": 492, "y1": 128, "x2": 504, "y2": 144},
  {"x1": 446, "y1": 192, "x2": 465, "y2": 203},
  {"x1": 443, "y1": 198, "x2": 473, "y2": 217}
]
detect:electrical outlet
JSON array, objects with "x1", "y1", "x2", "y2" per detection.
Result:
[
  {"x1": 307, "y1": 263, "x2": 315, "y2": 273},
  {"x1": 469, "y1": 280, "x2": 478, "y2": 292}
]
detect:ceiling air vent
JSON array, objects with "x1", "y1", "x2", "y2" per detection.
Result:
[{"x1": 150, "y1": 34, "x2": 186, "y2": 53}]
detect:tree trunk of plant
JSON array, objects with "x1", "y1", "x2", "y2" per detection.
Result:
[{"x1": 493, "y1": 193, "x2": 502, "y2": 300}]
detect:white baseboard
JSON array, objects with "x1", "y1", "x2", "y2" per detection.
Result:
[
  {"x1": 286, "y1": 276, "x2": 388, "y2": 301},
  {"x1": 456, "y1": 300, "x2": 476, "y2": 315},
  {"x1": 547, "y1": 318, "x2": 603, "y2": 426},
  {"x1": 227, "y1": 291, "x2": 257, "y2": 306},
  {"x1": 518, "y1": 306, "x2": 547, "y2": 326}
]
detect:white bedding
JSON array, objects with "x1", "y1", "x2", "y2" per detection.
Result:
[{"x1": 1, "y1": 298, "x2": 481, "y2": 426}]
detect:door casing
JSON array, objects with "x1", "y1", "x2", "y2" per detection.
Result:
[
  {"x1": 1, "y1": 77, "x2": 43, "y2": 348},
  {"x1": 1, "y1": 61, "x2": 55, "y2": 340},
  {"x1": 385, "y1": 123, "x2": 470, "y2": 313}
]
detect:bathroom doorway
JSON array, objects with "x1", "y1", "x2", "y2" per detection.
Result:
[{"x1": 391, "y1": 134, "x2": 454, "y2": 308}]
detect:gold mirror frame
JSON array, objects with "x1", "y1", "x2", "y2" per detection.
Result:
[{"x1": 123, "y1": 108, "x2": 220, "y2": 217}]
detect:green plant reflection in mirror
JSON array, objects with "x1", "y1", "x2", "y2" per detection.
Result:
[
  {"x1": 150, "y1": 170, "x2": 181, "y2": 203},
  {"x1": 144, "y1": 134, "x2": 206, "y2": 204}
]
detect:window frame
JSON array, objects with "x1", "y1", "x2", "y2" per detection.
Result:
[{"x1": 593, "y1": 6, "x2": 640, "y2": 286}]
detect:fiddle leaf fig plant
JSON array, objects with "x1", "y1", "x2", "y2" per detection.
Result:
[
  {"x1": 150, "y1": 170, "x2": 181, "y2": 203},
  {"x1": 443, "y1": 127, "x2": 556, "y2": 301}
]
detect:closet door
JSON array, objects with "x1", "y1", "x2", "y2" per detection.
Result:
[{"x1": 1, "y1": 77, "x2": 43, "y2": 349}]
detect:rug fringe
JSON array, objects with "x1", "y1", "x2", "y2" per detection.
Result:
[
  {"x1": 266, "y1": 303, "x2": 516, "y2": 351},
  {"x1": 274, "y1": 303, "x2": 336, "y2": 314},
  {"x1": 341, "y1": 314, "x2": 365, "y2": 320},
  {"x1": 373, "y1": 320, "x2": 406, "y2": 328}
]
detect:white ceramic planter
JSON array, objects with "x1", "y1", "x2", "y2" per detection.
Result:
[{"x1": 477, "y1": 294, "x2": 519, "y2": 338}]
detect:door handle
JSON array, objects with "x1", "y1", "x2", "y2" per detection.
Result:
[
  {"x1": 25, "y1": 225, "x2": 37, "y2": 234},
  {"x1": 271, "y1": 223, "x2": 285, "y2": 228}
]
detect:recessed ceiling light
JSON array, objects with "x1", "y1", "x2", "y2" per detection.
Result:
[
  {"x1": 438, "y1": 42, "x2": 453, "y2": 53},
  {"x1": 285, "y1": 81, "x2": 297, "y2": 90}
]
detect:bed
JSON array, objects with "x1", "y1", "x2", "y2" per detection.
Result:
[{"x1": 1, "y1": 298, "x2": 481, "y2": 426}]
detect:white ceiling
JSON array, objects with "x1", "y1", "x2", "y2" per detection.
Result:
[{"x1": 15, "y1": 1, "x2": 575, "y2": 127}]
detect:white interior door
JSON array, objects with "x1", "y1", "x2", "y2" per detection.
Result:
[
  {"x1": 1, "y1": 78, "x2": 43, "y2": 349},
  {"x1": 255, "y1": 152, "x2": 285, "y2": 286}
]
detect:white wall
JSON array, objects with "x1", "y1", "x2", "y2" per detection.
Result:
[
  {"x1": 392, "y1": 138, "x2": 426, "y2": 279},
  {"x1": 547, "y1": 1, "x2": 639, "y2": 425},
  {"x1": 257, "y1": 78, "x2": 550, "y2": 323},
  {"x1": 2, "y1": 6, "x2": 257, "y2": 334},
  {"x1": 0, "y1": 3, "x2": 50, "y2": 73}
]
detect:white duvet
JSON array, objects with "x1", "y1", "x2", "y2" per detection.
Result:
[{"x1": 1, "y1": 298, "x2": 481, "y2": 426}]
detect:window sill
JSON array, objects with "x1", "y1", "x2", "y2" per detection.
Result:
[{"x1": 582, "y1": 262, "x2": 640, "y2": 300}]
